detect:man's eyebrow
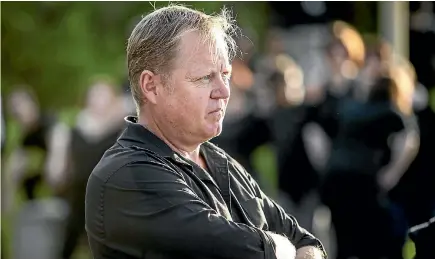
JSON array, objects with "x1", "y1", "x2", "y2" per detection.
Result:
[
  {"x1": 185, "y1": 59, "x2": 231, "y2": 79},
  {"x1": 185, "y1": 67, "x2": 213, "y2": 79}
]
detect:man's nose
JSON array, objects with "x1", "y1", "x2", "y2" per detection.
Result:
[{"x1": 211, "y1": 78, "x2": 230, "y2": 99}]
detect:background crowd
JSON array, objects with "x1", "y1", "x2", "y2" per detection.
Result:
[{"x1": 2, "y1": 2, "x2": 435, "y2": 259}]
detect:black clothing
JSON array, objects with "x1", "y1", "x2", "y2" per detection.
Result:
[
  {"x1": 409, "y1": 216, "x2": 435, "y2": 259},
  {"x1": 325, "y1": 100, "x2": 417, "y2": 176},
  {"x1": 20, "y1": 114, "x2": 56, "y2": 200},
  {"x1": 270, "y1": 106, "x2": 319, "y2": 205},
  {"x1": 314, "y1": 81, "x2": 357, "y2": 140},
  {"x1": 390, "y1": 107, "x2": 435, "y2": 259},
  {"x1": 320, "y1": 98, "x2": 418, "y2": 259},
  {"x1": 85, "y1": 116, "x2": 324, "y2": 259},
  {"x1": 22, "y1": 115, "x2": 54, "y2": 151},
  {"x1": 390, "y1": 107, "x2": 435, "y2": 218},
  {"x1": 62, "y1": 127, "x2": 123, "y2": 259},
  {"x1": 211, "y1": 113, "x2": 271, "y2": 184}
]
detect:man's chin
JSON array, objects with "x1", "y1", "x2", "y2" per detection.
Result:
[{"x1": 203, "y1": 124, "x2": 223, "y2": 141}]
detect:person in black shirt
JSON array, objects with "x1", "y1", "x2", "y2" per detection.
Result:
[
  {"x1": 390, "y1": 87, "x2": 435, "y2": 259},
  {"x1": 265, "y1": 54, "x2": 320, "y2": 232},
  {"x1": 60, "y1": 79, "x2": 127, "y2": 259},
  {"x1": 86, "y1": 5, "x2": 325, "y2": 259},
  {"x1": 320, "y1": 57, "x2": 420, "y2": 259}
]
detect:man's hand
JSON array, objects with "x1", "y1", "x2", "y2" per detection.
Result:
[
  {"x1": 268, "y1": 232, "x2": 296, "y2": 259},
  {"x1": 295, "y1": 246, "x2": 325, "y2": 259}
]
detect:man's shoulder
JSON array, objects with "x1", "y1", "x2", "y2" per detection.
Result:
[{"x1": 89, "y1": 142, "x2": 170, "y2": 184}]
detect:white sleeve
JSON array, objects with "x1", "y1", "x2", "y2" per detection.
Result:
[{"x1": 44, "y1": 122, "x2": 72, "y2": 187}]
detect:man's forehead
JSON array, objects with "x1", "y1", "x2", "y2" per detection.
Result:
[{"x1": 177, "y1": 31, "x2": 230, "y2": 71}]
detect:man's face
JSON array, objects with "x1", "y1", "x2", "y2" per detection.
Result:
[{"x1": 153, "y1": 31, "x2": 231, "y2": 145}]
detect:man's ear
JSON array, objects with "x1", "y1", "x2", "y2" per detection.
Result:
[{"x1": 139, "y1": 70, "x2": 161, "y2": 104}]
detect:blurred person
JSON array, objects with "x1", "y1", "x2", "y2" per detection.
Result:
[
  {"x1": 388, "y1": 65, "x2": 435, "y2": 259},
  {"x1": 319, "y1": 48, "x2": 420, "y2": 259},
  {"x1": 4, "y1": 86, "x2": 70, "y2": 259},
  {"x1": 267, "y1": 54, "x2": 320, "y2": 233},
  {"x1": 252, "y1": 28, "x2": 288, "y2": 117},
  {"x1": 86, "y1": 5, "x2": 325, "y2": 259},
  {"x1": 313, "y1": 21, "x2": 364, "y2": 141},
  {"x1": 4, "y1": 86, "x2": 69, "y2": 203},
  {"x1": 59, "y1": 77, "x2": 126, "y2": 259}
]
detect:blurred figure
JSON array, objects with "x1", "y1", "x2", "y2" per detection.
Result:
[
  {"x1": 5, "y1": 86, "x2": 68, "y2": 203},
  {"x1": 388, "y1": 58, "x2": 435, "y2": 259},
  {"x1": 5, "y1": 86, "x2": 70, "y2": 259},
  {"x1": 320, "y1": 40, "x2": 420, "y2": 259},
  {"x1": 59, "y1": 77, "x2": 126, "y2": 259},
  {"x1": 313, "y1": 21, "x2": 364, "y2": 141},
  {"x1": 267, "y1": 54, "x2": 320, "y2": 232}
]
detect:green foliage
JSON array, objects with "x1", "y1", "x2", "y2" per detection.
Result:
[
  {"x1": 1, "y1": 1, "x2": 268, "y2": 109},
  {"x1": 430, "y1": 87, "x2": 435, "y2": 113}
]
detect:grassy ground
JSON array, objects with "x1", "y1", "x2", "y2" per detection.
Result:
[{"x1": 2, "y1": 108, "x2": 416, "y2": 259}]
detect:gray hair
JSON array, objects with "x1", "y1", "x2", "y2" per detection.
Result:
[{"x1": 127, "y1": 4, "x2": 239, "y2": 113}]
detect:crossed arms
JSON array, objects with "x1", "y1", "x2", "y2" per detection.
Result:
[{"x1": 86, "y1": 160, "x2": 326, "y2": 259}]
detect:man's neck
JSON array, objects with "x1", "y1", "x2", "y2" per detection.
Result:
[{"x1": 138, "y1": 114, "x2": 202, "y2": 164}]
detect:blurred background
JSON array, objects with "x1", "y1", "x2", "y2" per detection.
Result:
[{"x1": 2, "y1": 1, "x2": 435, "y2": 259}]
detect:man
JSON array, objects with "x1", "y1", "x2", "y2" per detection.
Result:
[{"x1": 85, "y1": 5, "x2": 325, "y2": 259}]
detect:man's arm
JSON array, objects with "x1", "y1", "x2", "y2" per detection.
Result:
[
  {"x1": 242, "y1": 169, "x2": 326, "y2": 258},
  {"x1": 87, "y1": 160, "x2": 280, "y2": 259}
]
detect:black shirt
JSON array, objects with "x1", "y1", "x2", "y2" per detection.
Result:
[
  {"x1": 22, "y1": 114, "x2": 55, "y2": 151},
  {"x1": 69, "y1": 127, "x2": 123, "y2": 185},
  {"x1": 326, "y1": 99, "x2": 418, "y2": 175},
  {"x1": 85, "y1": 116, "x2": 324, "y2": 259},
  {"x1": 270, "y1": 106, "x2": 319, "y2": 204}
]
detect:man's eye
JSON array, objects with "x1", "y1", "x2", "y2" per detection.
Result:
[{"x1": 199, "y1": 74, "x2": 212, "y2": 83}]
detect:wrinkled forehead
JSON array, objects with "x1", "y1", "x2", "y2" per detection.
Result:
[{"x1": 176, "y1": 30, "x2": 230, "y2": 70}]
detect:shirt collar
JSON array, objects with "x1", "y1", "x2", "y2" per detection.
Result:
[
  {"x1": 118, "y1": 116, "x2": 176, "y2": 158},
  {"x1": 118, "y1": 116, "x2": 229, "y2": 179}
]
